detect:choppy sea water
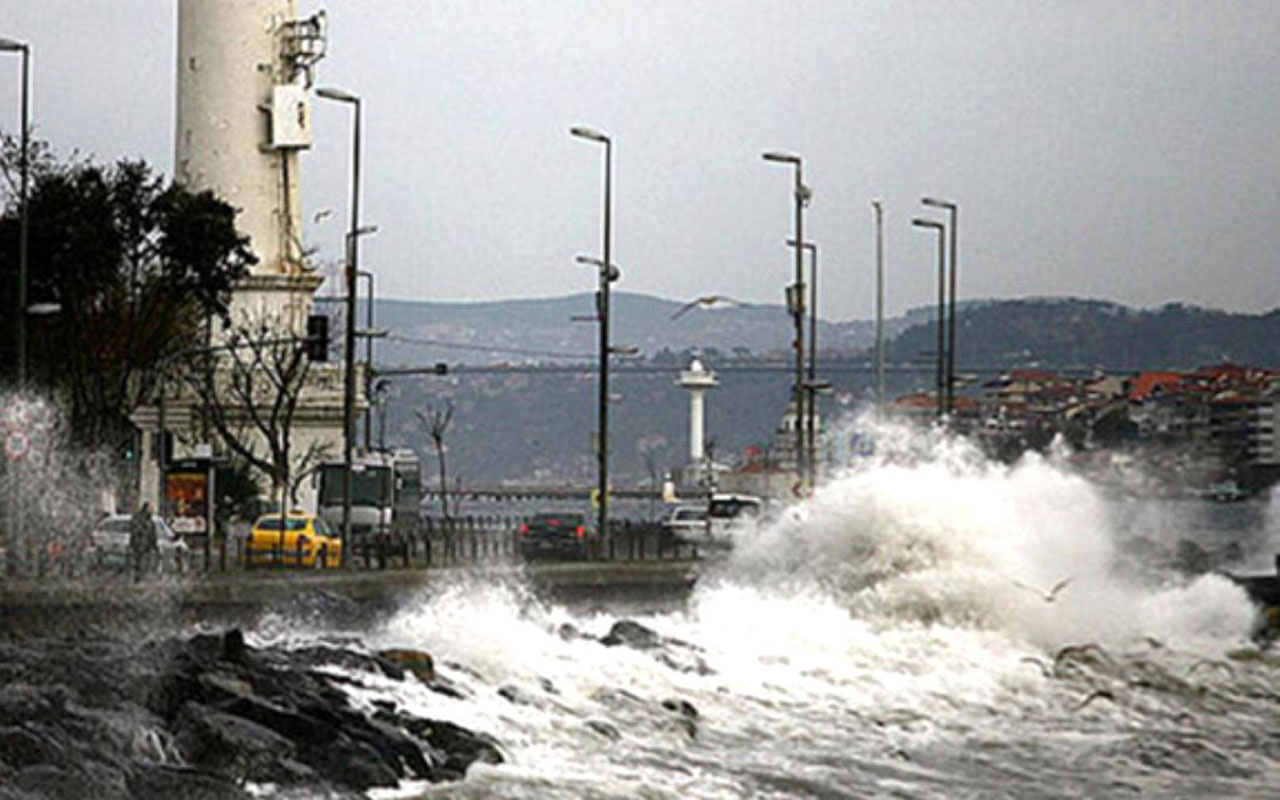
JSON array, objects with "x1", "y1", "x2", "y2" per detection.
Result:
[{"x1": 252, "y1": 426, "x2": 1280, "y2": 799}]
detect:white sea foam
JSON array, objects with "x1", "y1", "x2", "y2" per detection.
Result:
[{"x1": 353, "y1": 415, "x2": 1272, "y2": 798}]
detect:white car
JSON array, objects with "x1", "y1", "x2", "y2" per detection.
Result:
[
  {"x1": 86, "y1": 514, "x2": 190, "y2": 575},
  {"x1": 661, "y1": 504, "x2": 709, "y2": 544}
]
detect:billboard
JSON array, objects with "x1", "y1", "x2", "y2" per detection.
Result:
[{"x1": 165, "y1": 461, "x2": 210, "y2": 535}]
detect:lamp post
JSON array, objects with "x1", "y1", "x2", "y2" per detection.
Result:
[
  {"x1": 762, "y1": 151, "x2": 808, "y2": 490},
  {"x1": 0, "y1": 38, "x2": 30, "y2": 387},
  {"x1": 871, "y1": 199, "x2": 885, "y2": 419},
  {"x1": 316, "y1": 86, "x2": 362, "y2": 556},
  {"x1": 922, "y1": 197, "x2": 957, "y2": 416},
  {"x1": 787, "y1": 238, "x2": 819, "y2": 487},
  {"x1": 357, "y1": 268, "x2": 375, "y2": 450},
  {"x1": 570, "y1": 125, "x2": 613, "y2": 540},
  {"x1": 912, "y1": 218, "x2": 946, "y2": 419}
]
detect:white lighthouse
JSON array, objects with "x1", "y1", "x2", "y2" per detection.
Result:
[
  {"x1": 679, "y1": 357, "x2": 719, "y2": 477},
  {"x1": 135, "y1": 1, "x2": 347, "y2": 513},
  {"x1": 175, "y1": 0, "x2": 327, "y2": 329}
]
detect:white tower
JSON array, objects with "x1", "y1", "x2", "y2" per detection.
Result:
[
  {"x1": 679, "y1": 357, "x2": 719, "y2": 466},
  {"x1": 137, "y1": 1, "x2": 346, "y2": 513},
  {"x1": 175, "y1": 0, "x2": 327, "y2": 330}
]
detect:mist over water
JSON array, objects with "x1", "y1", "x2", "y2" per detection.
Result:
[{"x1": 262, "y1": 420, "x2": 1280, "y2": 797}]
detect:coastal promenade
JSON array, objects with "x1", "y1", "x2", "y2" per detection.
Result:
[{"x1": 0, "y1": 560, "x2": 701, "y2": 636}]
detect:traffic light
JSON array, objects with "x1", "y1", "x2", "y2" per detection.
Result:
[{"x1": 306, "y1": 314, "x2": 329, "y2": 361}]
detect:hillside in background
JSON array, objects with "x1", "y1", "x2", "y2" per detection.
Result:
[
  {"x1": 348, "y1": 295, "x2": 1280, "y2": 488},
  {"x1": 356, "y1": 292, "x2": 916, "y2": 369}
]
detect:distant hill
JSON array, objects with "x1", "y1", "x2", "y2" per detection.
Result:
[
  {"x1": 362, "y1": 292, "x2": 915, "y2": 368},
  {"x1": 886, "y1": 298, "x2": 1280, "y2": 372},
  {"x1": 348, "y1": 294, "x2": 1280, "y2": 489}
]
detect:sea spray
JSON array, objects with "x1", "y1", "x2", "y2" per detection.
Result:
[
  {"x1": 293, "y1": 416, "x2": 1280, "y2": 798},
  {"x1": 0, "y1": 389, "x2": 122, "y2": 577}
]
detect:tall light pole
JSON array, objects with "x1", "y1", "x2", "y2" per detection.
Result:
[
  {"x1": 316, "y1": 86, "x2": 362, "y2": 554},
  {"x1": 871, "y1": 199, "x2": 885, "y2": 418},
  {"x1": 912, "y1": 218, "x2": 946, "y2": 419},
  {"x1": 1, "y1": 38, "x2": 30, "y2": 387},
  {"x1": 571, "y1": 125, "x2": 613, "y2": 540},
  {"x1": 787, "y1": 238, "x2": 819, "y2": 487},
  {"x1": 357, "y1": 268, "x2": 375, "y2": 450},
  {"x1": 922, "y1": 197, "x2": 957, "y2": 416},
  {"x1": 763, "y1": 151, "x2": 808, "y2": 490}
]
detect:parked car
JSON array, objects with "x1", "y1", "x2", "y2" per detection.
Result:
[
  {"x1": 518, "y1": 511, "x2": 592, "y2": 560},
  {"x1": 705, "y1": 493, "x2": 766, "y2": 547},
  {"x1": 661, "y1": 504, "x2": 709, "y2": 545},
  {"x1": 246, "y1": 511, "x2": 343, "y2": 569},
  {"x1": 86, "y1": 513, "x2": 190, "y2": 575}
]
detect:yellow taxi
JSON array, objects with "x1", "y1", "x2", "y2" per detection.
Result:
[{"x1": 246, "y1": 511, "x2": 342, "y2": 569}]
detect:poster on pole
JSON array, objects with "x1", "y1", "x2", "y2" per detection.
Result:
[{"x1": 165, "y1": 460, "x2": 211, "y2": 535}]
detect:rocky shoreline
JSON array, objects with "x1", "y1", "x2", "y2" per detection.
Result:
[{"x1": 0, "y1": 628, "x2": 502, "y2": 799}]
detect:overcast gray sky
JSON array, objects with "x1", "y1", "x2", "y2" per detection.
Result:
[{"x1": 3, "y1": 1, "x2": 1279, "y2": 320}]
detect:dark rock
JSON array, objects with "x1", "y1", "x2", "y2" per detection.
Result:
[
  {"x1": 585, "y1": 719, "x2": 621, "y2": 740},
  {"x1": 0, "y1": 629, "x2": 503, "y2": 795},
  {"x1": 173, "y1": 701, "x2": 296, "y2": 779},
  {"x1": 0, "y1": 684, "x2": 69, "y2": 725},
  {"x1": 661, "y1": 698, "x2": 698, "y2": 719},
  {"x1": 0, "y1": 724, "x2": 69, "y2": 766},
  {"x1": 215, "y1": 693, "x2": 335, "y2": 744},
  {"x1": 13, "y1": 764, "x2": 121, "y2": 800},
  {"x1": 126, "y1": 763, "x2": 253, "y2": 800},
  {"x1": 311, "y1": 735, "x2": 400, "y2": 790},
  {"x1": 392, "y1": 715, "x2": 504, "y2": 780},
  {"x1": 291, "y1": 643, "x2": 404, "y2": 681},
  {"x1": 599, "y1": 620, "x2": 713, "y2": 674},
  {"x1": 601, "y1": 619, "x2": 663, "y2": 649},
  {"x1": 221, "y1": 630, "x2": 247, "y2": 665}
]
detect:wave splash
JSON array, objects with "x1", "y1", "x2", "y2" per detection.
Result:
[{"x1": 717, "y1": 419, "x2": 1258, "y2": 654}]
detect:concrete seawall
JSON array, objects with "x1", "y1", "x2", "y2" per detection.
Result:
[{"x1": 0, "y1": 561, "x2": 701, "y2": 637}]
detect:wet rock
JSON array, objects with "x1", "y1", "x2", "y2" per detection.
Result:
[
  {"x1": 599, "y1": 620, "x2": 714, "y2": 675},
  {"x1": 387, "y1": 713, "x2": 504, "y2": 781},
  {"x1": 13, "y1": 764, "x2": 120, "y2": 800},
  {"x1": 378, "y1": 648, "x2": 436, "y2": 683},
  {"x1": 173, "y1": 701, "x2": 297, "y2": 779},
  {"x1": 0, "y1": 629, "x2": 503, "y2": 796},
  {"x1": 0, "y1": 684, "x2": 69, "y2": 725},
  {"x1": 659, "y1": 698, "x2": 699, "y2": 739},
  {"x1": 661, "y1": 698, "x2": 698, "y2": 719},
  {"x1": 601, "y1": 619, "x2": 663, "y2": 649},
  {"x1": 0, "y1": 725, "x2": 69, "y2": 767},
  {"x1": 126, "y1": 764, "x2": 252, "y2": 800}
]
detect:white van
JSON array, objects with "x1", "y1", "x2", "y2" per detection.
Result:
[{"x1": 706, "y1": 493, "x2": 765, "y2": 546}]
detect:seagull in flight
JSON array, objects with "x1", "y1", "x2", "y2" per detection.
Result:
[
  {"x1": 671, "y1": 295, "x2": 752, "y2": 320},
  {"x1": 1013, "y1": 576, "x2": 1073, "y2": 603}
]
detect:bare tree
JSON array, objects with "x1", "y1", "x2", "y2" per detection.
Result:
[
  {"x1": 181, "y1": 313, "x2": 331, "y2": 510},
  {"x1": 415, "y1": 401, "x2": 454, "y2": 521}
]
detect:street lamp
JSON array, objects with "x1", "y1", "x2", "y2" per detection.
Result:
[
  {"x1": 871, "y1": 199, "x2": 885, "y2": 419},
  {"x1": 357, "y1": 267, "x2": 376, "y2": 450},
  {"x1": 787, "y1": 238, "x2": 819, "y2": 487},
  {"x1": 912, "y1": 217, "x2": 946, "y2": 419},
  {"x1": 316, "y1": 85, "x2": 363, "y2": 555},
  {"x1": 763, "y1": 151, "x2": 808, "y2": 489},
  {"x1": 570, "y1": 125, "x2": 614, "y2": 541},
  {"x1": 922, "y1": 197, "x2": 958, "y2": 416},
  {"x1": 1, "y1": 38, "x2": 30, "y2": 387}
]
